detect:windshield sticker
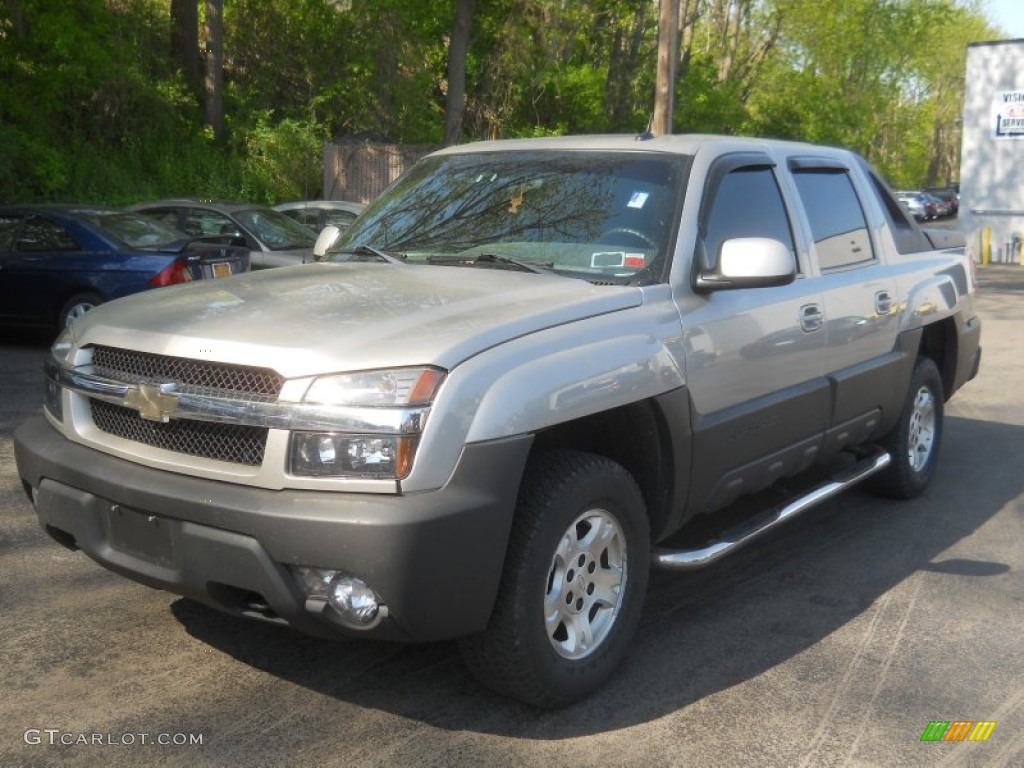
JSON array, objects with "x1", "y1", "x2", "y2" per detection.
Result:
[
  {"x1": 624, "y1": 253, "x2": 646, "y2": 268},
  {"x1": 591, "y1": 251, "x2": 625, "y2": 268},
  {"x1": 627, "y1": 192, "x2": 649, "y2": 209}
]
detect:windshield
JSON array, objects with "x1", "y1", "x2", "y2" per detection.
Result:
[
  {"x1": 328, "y1": 150, "x2": 690, "y2": 282},
  {"x1": 234, "y1": 208, "x2": 318, "y2": 250},
  {"x1": 79, "y1": 211, "x2": 188, "y2": 250}
]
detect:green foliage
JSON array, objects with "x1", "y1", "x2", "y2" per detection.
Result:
[
  {"x1": 0, "y1": 0, "x2": 1004, "y2": 204},
  {"x1": 241, "y1": 114, "x2": 325, "y2": 203}
]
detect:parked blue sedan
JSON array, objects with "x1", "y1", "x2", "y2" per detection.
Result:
[{"x1": 0, "y1": 205, "x2": 250, "y2": 332}]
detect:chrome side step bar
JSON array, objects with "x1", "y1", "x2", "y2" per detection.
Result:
[{"x1": 652, "y1": 448, "x2": 891, "y2": 571}]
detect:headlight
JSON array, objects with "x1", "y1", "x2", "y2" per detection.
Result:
[
  {"x1": 44, "y1": 327, "x2": 76, "y2": 422},
  {"x1": 51, "y1": 326, "x2": 76, "y2": 365},
  {"x1": 303, "y1": 367, "x2": 444, "y2": 406},
  {"x1": 290, "y1": 367, "x2": 444, "y2": 479},
  {"x1": 290, "y1": 432, "x2": 417, "y2": 478}
]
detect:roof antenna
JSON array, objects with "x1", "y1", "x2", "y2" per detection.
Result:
[{"x1": 636, "y1": 114, "x2": 655, "y2": 141}]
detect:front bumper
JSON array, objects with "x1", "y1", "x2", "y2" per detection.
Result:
[{"x1": 15, "y1": 416, "x2": 531, "y2": 642}]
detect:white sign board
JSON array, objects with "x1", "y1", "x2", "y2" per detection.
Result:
[{"x1": 992, "y1": 90, "x2": 1024, "y2": 139}]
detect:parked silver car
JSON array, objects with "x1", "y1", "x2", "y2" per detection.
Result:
[
  {"x1": 129, "y1": 199, "x2": 316, "y2": 268},
  {"x1": 896, "y1": 191, "x2": 930, "y2": 221},
  {"x1": 273, "y1": 200, "x2": 365, "y2": 234}
]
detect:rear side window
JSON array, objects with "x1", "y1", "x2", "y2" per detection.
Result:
[
  {"x1": 185, "y1": 209, "x2": 235, "y2": 237},
  {"x1": 17, "y1": 215, "x2": 80, "y2": 252},
  {"x1": 862, "y1": 164, "x2": 932, "y2": 254},
  {"x1": 139, "y1": 208, "x2": 182, "y2": 230},
  {"x1": 702, "y1": 166, "x2": 795, "y2": 269},
  {"x1": 792, "y1": 170, "x2": 873, "y2": 270},
  {"x1": 0, "y1": 214, "x2": 22, "y2": 251}
]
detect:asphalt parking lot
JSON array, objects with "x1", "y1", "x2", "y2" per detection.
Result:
[{"x1": 1, "y1": 267, "x2": 1022, "y2": 767}]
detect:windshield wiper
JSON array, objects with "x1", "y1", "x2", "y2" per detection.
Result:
[
  {"x1": 333, "y1": 244, "x2": 407, "y2": 264},
  {"x1": 425, "y1": 253, "x2": 553, "y2": 274}
]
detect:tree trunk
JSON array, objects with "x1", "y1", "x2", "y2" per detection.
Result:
[
  {"x1": 171, "y1": 0, "x2": 201, "y2": 97},
  {"x1": 444, "y1": 0, "x2": 475, "y2": 146},
  {"x1": 2, "y1": 0, "x2": 26, "y2": 37},
  {"x1": 606, "y1": 2, "x2": 647, "y2": 129},
  {"x1": 926, "y1": 118, "x2": 943, "y2": 187},
  {"x1": 204, "y1": 0, "x2": 224, "y2": 142},
  {"x1": 678, "y1": 0, "x2": 698, "y2": 82},
  {"x1": 653, "y1": 0, "x2": 679, "y2": 135},
  {"x1": 717, "y1": 0, "x2": 742, "y2": 83}
]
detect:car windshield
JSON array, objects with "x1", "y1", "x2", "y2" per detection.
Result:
[
  {"x1": 327, "y1": 150, "x2": 690, "y2": 282},
  {"x1": 78, "y1": 210, "x2": 187, "y2": 249},
  {"x1": 234, "y1": 208, "x2": 318, "y2": 250}
]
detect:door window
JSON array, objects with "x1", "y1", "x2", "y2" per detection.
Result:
[
  {"x1": 792, "y1": 170, "x2": 874, "y2": 270},
  {"x1": 702, "y1": 166, "x2": 795, "y2": 270}
]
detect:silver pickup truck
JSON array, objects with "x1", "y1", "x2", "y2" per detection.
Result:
[{"x1": 15, "y1": 135, "x2": 981, "y2": 708}]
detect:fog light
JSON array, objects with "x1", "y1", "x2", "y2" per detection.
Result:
[
  {"x1": 293, "y1": 566, "x2": 338, "y2": 598},
  {"x1": 328, "y1": 575, "x2": 380, "y2": 625}
]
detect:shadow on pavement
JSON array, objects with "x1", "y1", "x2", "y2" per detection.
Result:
[{"x1": 171, "y1": 412, "x2": 1023, "y2": 739}]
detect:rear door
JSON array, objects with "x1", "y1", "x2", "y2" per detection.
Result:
[
  {"x1": 786, "y1": 157, "x2": 900, "y2": 454},
  {"x1": 681, "y1": 153, "x2": 829, "y2": 514}
]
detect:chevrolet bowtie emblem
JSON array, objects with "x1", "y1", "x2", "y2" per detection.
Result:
[{"x1": 124, "y1": 382, "x2": 179, "y2": 422}]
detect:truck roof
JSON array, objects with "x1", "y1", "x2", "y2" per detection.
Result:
[{"x1": 431, "y1": 133, "x2": 846, "y2": 158}]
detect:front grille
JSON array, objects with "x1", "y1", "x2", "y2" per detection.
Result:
[
  {"x1": 91, "y1": 400, "x2": 268, "y2": 466},
  {"x1": 91, "y1": 346, "x2": 284, "y2": 401}
]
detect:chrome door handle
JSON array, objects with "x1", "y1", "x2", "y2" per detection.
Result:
[
  {"x1": 875, "y1": 290, "x2": 893, "y2": 315},
  {"x1": 799, "y1": 303, "x2": 824, "y2": 332}
]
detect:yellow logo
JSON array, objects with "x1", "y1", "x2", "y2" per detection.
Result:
[{"x1": 124, "y1": 382, "x2": 179, "y2": 423}]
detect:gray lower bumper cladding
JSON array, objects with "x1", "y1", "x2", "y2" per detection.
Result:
[{"x1": 14, "y1": 416, "x2": 531, "y2": 643}]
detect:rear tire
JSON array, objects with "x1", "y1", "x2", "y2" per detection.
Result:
[
  {"x1": 870, "y1": 356, "x2": 944, "y2": 498},
  {"x1": 459, "y1": 449, "x2": 649, "y2": 708}
]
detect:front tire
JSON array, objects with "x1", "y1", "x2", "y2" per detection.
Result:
[
  {"x1": 870, "y1": 356, "x2": 944, "y2": 498},
  {"x1": 459, "y1": 449, "x2": 649, "y2": 708}
]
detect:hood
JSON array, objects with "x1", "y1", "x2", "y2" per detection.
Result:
[{"x1": 72, "y1": 263, "x2": 642, "y2": 377}]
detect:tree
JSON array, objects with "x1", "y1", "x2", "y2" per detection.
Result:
[
  {"x1": 652, "y1": 0, "x2": 679, "y2": 134},
  {"x1": 204, "y1": 0, "x2": 224, "y2": 141},
  {"x1": 171, "y1": 0, "x2": 201, "y2": 97},
  {"x1": 0, "y1": 0, "x2": 1003, "y2": 204},
  {"x1": 444, "y1": 0, "x2": 476, "y2": 145},
  {"x1": 606, "y1": 0, "x2": 652, "y2": 129}
]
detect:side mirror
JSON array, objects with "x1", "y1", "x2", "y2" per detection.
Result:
[
  {"x1": 313, "y1": 225, "x2": 341, "y2": 260},
  {"x1": 694, "y1": 237, "x2": 796, "y2": 292}
]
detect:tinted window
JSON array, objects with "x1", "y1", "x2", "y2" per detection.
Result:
[
  {"x1": 17, "y1": 215, "x2": 79, "y2": 252},
  {"x1": 74, "y1": 210, "x2": 185, "y2": 249},
  {"x1": 862, "y1": 163, "x2": 931, "y2": 254},
  {"x1": 284, "y1": 209, "x2": 320, "y2": 228},
  {"x1": 702, "y1": 167, "x2": 794, "y2": 268},
  {"x1": 792, "y1": 171, "x2": 873, "y2": 269},
  {"x1": 324, "y1": 211, "x2": 357, "y2": 229},
  {"x1": 140, "y1": 208, "x2": 182, "y2": 230},
  {"x1": 233, "y1": 208, "x2": 317, "y2": 249},
  {"x1": 184, "y1": 209, "x2": 235, "y2": 237},
  {"x1": 0, "y1": 213, "x2": 22, "y2": 250}
]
